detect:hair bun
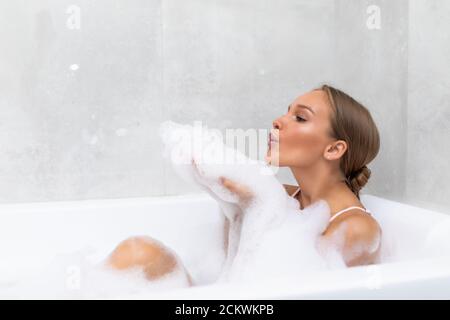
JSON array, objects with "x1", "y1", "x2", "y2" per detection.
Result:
[{"x1": 348, "y1": 165, "x2": 371, "y2": 197}]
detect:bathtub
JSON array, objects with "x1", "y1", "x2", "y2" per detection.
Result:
[{"x1": 1, "y1": 193, "x2": 450, "y2": 299}]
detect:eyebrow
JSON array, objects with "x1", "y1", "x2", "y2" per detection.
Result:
[{"x1": 288, "y1": 104, "x2": 316, "y2": 115}]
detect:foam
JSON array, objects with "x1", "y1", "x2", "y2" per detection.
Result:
[
  {"x1": 159, "y1": 121, "x2": 346, "y2": 284},
  {"x1": 0, "y1": 247, "x2": 190, "y2": 299}
]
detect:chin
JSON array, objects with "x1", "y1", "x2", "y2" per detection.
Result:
[{"x1": 265, "y1": 154, "x2": 284, "y2": 167}]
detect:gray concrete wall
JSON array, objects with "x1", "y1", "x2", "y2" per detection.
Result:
[
  {"x1": 0, "y1": 1, "x2": 448, "y2": 212},
  {"x1": 406, "y1": 0, "x2": 450, "y2": 213},
  {"x1": 333, "y1": 0, "x2": 409, "y2": 202}
]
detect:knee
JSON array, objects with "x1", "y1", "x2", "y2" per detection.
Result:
[{"x1": 106, "y1": 236, "x2": 189, "y2": 282}]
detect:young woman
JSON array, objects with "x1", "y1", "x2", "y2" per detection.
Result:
[{"x1": 106, "y1": 84, "x2": 382, "y2": 283}]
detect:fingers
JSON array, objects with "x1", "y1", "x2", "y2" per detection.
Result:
[
  {"x1": 220, "y1": 177, "x2": 253, "y2": 200},
  {"x1": 220, "y1": 177, "x2": 237, "y2": 193},
  {"x1": 191, "y1": 159, "x2": 205, "y2": 183},
  {"x1": 191, "y1": 162, "x2": 254, "y2": 205}
]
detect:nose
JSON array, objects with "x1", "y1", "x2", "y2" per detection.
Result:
[{"x1": 272, "y1": 117, "x2": 282, "y2": 130}]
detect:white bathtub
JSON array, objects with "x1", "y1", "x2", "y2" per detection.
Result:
[{"x1": 1, "y1": 193, "x2": 450, "y2": 299}]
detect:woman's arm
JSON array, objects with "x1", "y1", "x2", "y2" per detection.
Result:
[
  {"x1": 223, "y1": 217, "x2": 230, "y2": 253},
  {"x1": 222, "y1": 183, "x2": 294, "y2": 255},
  {"x1": 219, "y1": 177, "x2": 252, "y2": 258}
]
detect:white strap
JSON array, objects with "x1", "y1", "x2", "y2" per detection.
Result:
[
  {"x1": 291, "y1": 188, "x2": 371, "y2": 223},
  {"x1": 291, "y1": 187, "x2": 301, "y2": 198},
  {"x1": 329, "y1": 206, "x2": 371, "y2": 224}
]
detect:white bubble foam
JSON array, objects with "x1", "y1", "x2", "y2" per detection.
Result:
[{"x1": 0, "y1": 248, "x2": 190, "y2": 299}]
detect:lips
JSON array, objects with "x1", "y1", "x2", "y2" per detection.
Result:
[
  {"x1": 267, "y1": 132, "x2": 278, "y2": 151},
  {"x1": 269, "y1": 132, "x2": 279, "y2": 143}
]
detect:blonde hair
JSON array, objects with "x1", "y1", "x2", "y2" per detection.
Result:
[{"x1": 319, "y1": 84, "x2": 380, "y2": 199}]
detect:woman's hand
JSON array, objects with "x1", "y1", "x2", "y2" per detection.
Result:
[
  {"x1": 219, "y1": 176, "x2": 254, "y2": 209},
  {"x1": 190, "y1": 158, "x2": 254, "y2": 209}
]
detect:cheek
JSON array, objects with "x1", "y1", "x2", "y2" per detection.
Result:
[{"x1": 282, "y1": 126, "x2": 325, "y2": 159}]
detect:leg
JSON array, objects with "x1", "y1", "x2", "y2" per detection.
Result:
[{"x1": 106, "y1": 236, "x2": 193, "y2": 285}]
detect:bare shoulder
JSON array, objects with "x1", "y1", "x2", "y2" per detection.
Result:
[
  {"x1": 323, "y1": 210, "x2": 382, "y2": 266},
  {"x1": 282, "y1": 184, "x2": 299, "y2": 196},
  {"x1": 343, "y1": 212, "x2": 381, "y2": 241},
  {"x1": 326, "y1": 209, "x2": 381, "y2": 243},
  {"x1": 329, "y1": 209, "x2": 381, "y2": 237}
]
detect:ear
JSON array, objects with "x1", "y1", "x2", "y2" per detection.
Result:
[{"x1": 324, "y1": 140, "x2": 347, "y2": 161}]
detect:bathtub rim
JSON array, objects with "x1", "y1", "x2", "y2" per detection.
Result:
[{"x1": 0, "y1": 192, "x2": 448, "y2": 218}]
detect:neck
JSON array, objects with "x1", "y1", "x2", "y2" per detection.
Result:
[{"x1": 290, "y1": 161, "x2": 347, "y2": 208}]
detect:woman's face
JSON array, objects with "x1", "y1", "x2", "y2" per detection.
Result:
[{"x1": 267, "y1": 89, "x2": 336, "y2": 168}]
